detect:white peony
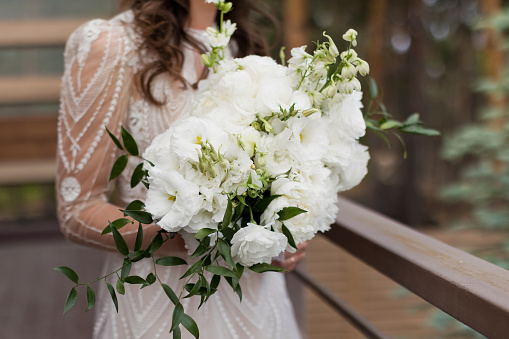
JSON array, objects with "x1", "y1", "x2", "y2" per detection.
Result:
[
  {"x1": 334, "y1": 142, "x2": 370, "y2": 192},
  {"x1": 230, "y1": 223, "x2": 288, "y2": 267}
]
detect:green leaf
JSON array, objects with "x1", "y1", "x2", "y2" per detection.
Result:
[
  {"x1": 369, "y1": 77, "x2": 378, "y2": 99},
  {"x1": 54, "y1": 266, "x2": 79, "y2": 284},
  {"x1": 121, "y1": 210, "x2": 153, "y2": 224},
  {"x1": 182, "y1": 314, "x2": 200, "y2": 338},
  {"x1": 105, "y1": 126, "x2": 124, "y2": 151},
  {"x1": 126, "y1": 200, "x2": 145, "y2": 211},
  {"x1": 205, "y1": 265, "x2": 238, "y2": 278},
  {"x1": 216, "y1": 239, "x2": 236, "y2": 268},
  {"x1": 400, "y1": 125, "x2": 441, "y2": 136},
  {"x1": 173, "y1": 326, "x2": 182, "y2": 339},
  {"x1": 278, "y1": 207, "x2": 307, "y2": 221},
  {"x1": 85, "y1": 286, "x2": 95, "y2": 312},
  {"x1": 210, "y1": 274, "x2": 220, "y2": 291},
  {"x1": 106, "y1": 282, "x2": 118, "y2": 312},
  {"x1": 403, "y1": 113, "x2": 420, "y2": 126},
  {"x1": 184, "y1": 279, "x2": 203, "y2": 298},
  {"x1": 130, "y1": 163, "x2": 145, "y2": 188},
  {"x1": 116, "y1": 279, "x2": 125, "y2": 295},
  {"x1": 281, "y1": 224, "x2": 297, "y2": 249},
  {"x1": 221, "y1": 198, "x2": 233, "y2": 230},
  {"x1": 380, "y1": 120, "x2": 403, "y2": 130},
  {"x1": 253, "y1": 194, "x2": 282, "y2": 212},
  {"x1": 190, "y1": 241, "x2": 209, "y2": 259},
  {"x1": 134, "y1": 223, "x2": 143, "y2": 252},
  {"x1": 109, "y1": 221, "x2": 129, "y2": 256},
  {"x1": 161, "y1": 283, "x2": 179, "y2": 305},
  {"x1": 225, "y1": 276, "x2": 242, "y2": 302},
  {"x1": 110, "y1": 155, "x2": 129, "y2": 181},
  {"x1": 101, "y1": 218, "x2": 131, "y2": 235},
  {"x1": 63, "y1": 287, "x2": 78, "y2": 314},
  {"x1": 121, "y1": 126, "x2": 139, "y2": 156},
  {"x1": 124, "y1": 275, "x2": 147, "y2": 285},
  {"x1": 180, "y1": 260, "x2": 203, "y2": 279},
  {"x1": 146, "y1": 273, "x2": 156, "y2": 285},
  {"x1": 171, "y1": 303, "x2": 184, "y2": 332},
  {"x1": 195, "y1": 228, "x2": 216, "y2": 240},
  {"x1": 148, "y1": 233, "x2": 164, "y2": 253},
  {"x1": 249, "y1": 263, "x2": 286, "y2": 273},
  {"x1": 156, "y1": 256, "x2": 188, "y2": 266},
  {"x1": 121, "y1": 260, "x2": 132, "y2": 280}
]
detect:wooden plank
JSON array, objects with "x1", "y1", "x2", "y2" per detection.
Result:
[
  {"x1": 0, "y1": 76, "x2": 61, "y2": 105},
  {"x1": 0, "y1": 18, "x2": 88, "y2": 48},
  {"x1": 0, "y1": 160, "x2": 56, "y2": 185},
  {"x1": 326, "y1": 196, "x2": 509, "y2": 339}
]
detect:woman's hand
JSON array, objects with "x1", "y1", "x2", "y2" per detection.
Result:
[{"x1": 272, "y1": 241, "x2": 308, "y2": 272}]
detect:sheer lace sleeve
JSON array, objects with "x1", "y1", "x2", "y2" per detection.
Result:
[{"x1": 56, "y1": 19, "x2": 140, "y2": 251}]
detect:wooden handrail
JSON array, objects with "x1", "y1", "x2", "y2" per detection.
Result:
[
  {"x1": 0, "y1": 18, "x2": 88, "y2": 49},
  {"x1": 317, "y1": 196, "x2": 509, "y2": 339}
]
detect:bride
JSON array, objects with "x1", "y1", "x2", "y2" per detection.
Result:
[{"x1": 56, "y1": 0, "x2": 306, "y2": 338}]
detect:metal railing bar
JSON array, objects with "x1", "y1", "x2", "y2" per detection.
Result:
[
  {"x1": 326, "y1": 196, "x2": 509, "y2": 339},
  {"x1": 292, "y1": 268, "x2": 390, "y2": 339}
]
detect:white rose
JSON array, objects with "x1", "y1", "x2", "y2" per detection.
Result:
[{"x1": 231, "y1": 223, "x2": 288, "y2": 267}]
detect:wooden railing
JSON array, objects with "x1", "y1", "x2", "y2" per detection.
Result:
[{"x1": 291, "y1": 196, "x2": 509, "y2": 338}]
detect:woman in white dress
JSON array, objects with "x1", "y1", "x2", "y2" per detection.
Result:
[{"x1": 56, "y1": 0, "x2": 306, "y2": 338}]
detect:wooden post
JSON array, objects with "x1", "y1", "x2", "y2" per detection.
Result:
[
  {"x1": 366, "y1": 0, "x2": 388, "y2": 84},
  {"x1": 282, "y1": 0, "x2": 308, "y2": 49}
]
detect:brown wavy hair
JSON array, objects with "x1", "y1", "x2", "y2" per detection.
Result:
[{"x1": 120, "y1": 0, "x2": 277, "y2": 105}]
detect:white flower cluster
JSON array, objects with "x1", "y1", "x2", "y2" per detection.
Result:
[{"x1": 142, "y1": 30, "x2": 370, "y2": 267}]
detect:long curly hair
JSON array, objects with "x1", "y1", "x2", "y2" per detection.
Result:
[{"x1": 120, "y1": 0, "x2": 277, "y2": 105}]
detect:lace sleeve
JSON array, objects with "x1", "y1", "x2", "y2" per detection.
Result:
[{"x1": 56, "y1": 19, "x2": 140, "y2": 251}]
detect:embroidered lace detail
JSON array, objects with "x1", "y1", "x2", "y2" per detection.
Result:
[{"x1": 60, "y1": 177, "x2": 81, "y2": 202}]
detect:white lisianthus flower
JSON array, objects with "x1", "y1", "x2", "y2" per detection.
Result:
[
  {"x1": 342, "y1": 28, "x2": 358, "y2": 46},
  {"x1": 205, "y1": 27, "x2": 231, "y2": 48},
  {"x1": 145, "y1": 167, "x2": 203, "y2": 232},
  {"x1": 237, "y1": 126, "x2": 261, "y2": 157},
  {"x1": 222, "y1": 20, "x2": 237, "y2": 37},
  {"x1": 230, "y1": 223, "x2": 288, "y2": 267}
]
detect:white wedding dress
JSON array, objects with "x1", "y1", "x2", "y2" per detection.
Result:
[{"x1": 56, "y1": 11, "x2": 302, "y2": 339}]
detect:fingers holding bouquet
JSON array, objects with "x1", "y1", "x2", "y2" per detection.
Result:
[{"x1": 272, "y1": 241, "x2": 308, "y2": 272}]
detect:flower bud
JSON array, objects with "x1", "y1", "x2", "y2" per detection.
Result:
[
  {"x1": 302, "y1": 108, "x2": 320, "y2": 117},
  {"x1": 341, "y1": 62, "x2": 358, "y2": 79},
  {"x1": 342, "y1": 29, "x2": 358, "y2": 46},
  {"x1": 357, "y1": 59, "x2": 370, "y2": 76}
]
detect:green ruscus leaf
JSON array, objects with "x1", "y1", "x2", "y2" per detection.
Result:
[
  {"x1": 105, "y1": 126, "x2": 124, "y2": 151},
  {"x1": 121, "y1": 210, "x2": 153, "y2": 224},
  {"x1": 156, "y1": 256, "x2": 188, "y2": 267},
  {"x1": 134, "y1": 223, "x2": 144, "y2": 252},
  {"x1": 116, "y1": 279, "x2": 125, "y2": 295},
  {"x1": 281, "y1": 224, "x2": 297, "y2": 249},
  {"x1": 249, "y1": 263, "x2": 286, "y2": 273},
  {"x1": 109, "y1": 221, "x2": 129, "y2": 256},
  {"x1": 124, "y1": 275, "x2": 148, "y2": 285},
  {"x1": 182, "y1": 314, "x2": 199, "y2": 338},
  {"x1": 277, "y1": 206, "x2": 307, "y2": 221},
  {"x1": 101, "y1": 218, "x2": 131, "y2": 235},
  {"x1": 220, "y1": 198, "x2": 233, "y2": 229},
  {"x1": 161, "y1": 283, "x2": 179, "y2": 305},
  {"x1": 216, "y1": 239, "x2": 236, "y2": 268},
  {"x1": 126, "y1": 200, "x2": 145, "y2": 211},
  {"x1": 130, "y1": 163, "x2": 145, "y2": 188},
  {"x1": 63, "y1": 287, "x2": 78, "y2": 314},
  {"x1": 110, "y1": 155, "x2": 129, "y2": 181},
  {"x1": 173, "y1": 325, "x2": 182, "y2": 339},
  {"x1": 54, "y1": 266, "x2": 79, "y2": 284},
  {"x1": 205, "y1": 265, "x2": 238, "y2": 278},
  {"x1": 85, "y1": 285, "x2": 95, "y2": 312},
  {"x1": 121, "y1": 126, "x2": 139, "y2": 156},
  {"x1": 171, "y1": 302, "x2": 184, "y2": 332},
  {"x1": 106, "y1": 282, "x2": 118, "y2": 312},
  {"x1": 253, "y1": 194, "x2": 282, "y2": 213},
  {"x1": 194, "y1": 228, "x2": 216, "y2": 240}
]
